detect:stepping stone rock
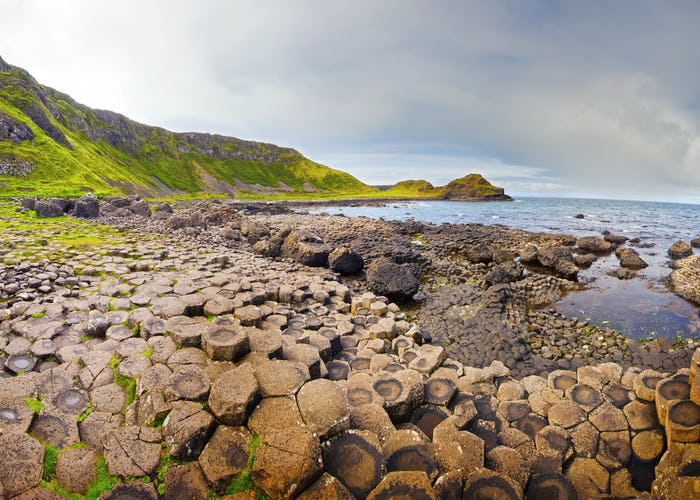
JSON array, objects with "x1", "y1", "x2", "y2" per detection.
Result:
[
  {"x1": 297, "y1": 378, "x2": 350, "y2": 439},
  {"x1": 0, "y1": 432, "x2": 45, "y2": 497},
  {"x1": 668, "y1": 240, "x2": 692, "y2": 259},
  {"x1": 297, "y1": 472, "x2": 355, "y2": 499},
  {"x1": 201, "y1": 327, "x2": 249, "y2": 361},
  {"x1": 424, "y1": 378, "x2": 456, "y2": 406},
  {"x1": 589, "y1": 403, "x2": 628, "y2": 432},
  {"x1": 165, "y1": 365, "x2": 211, "y2": 402},
  {"x1": 547, "y1": 400, "x2": 586, "y2": 429},
  {"x1": 566, "y1": 384, "x2": 603, "y2": 412},
  {"x1": 248, "y1": 396, "x2": 305, "y2": 436},
  {"x1": 367, "y1": 471, "x2": 436, "y2": 500},
  {"x1": 485, "y1": 445, "x2": 530, "y2": 490},
  {"x1": 56, "y1": 448, "x2": 98, "y2": 494},
  {"x1": 631, "y1": 429, "x2": 665, "y2": 462},
  {"x1": 525, "y1": 473, "x2": 577, "y2": 500},
  {"x1": 90, "y1": 383, "x2": 127, "y2": 414},
  {"x1": 463, "y1": 468, "x2": 523, "y2": 500},
  {"x1": 665, "y1": 399, "x2": 700, "y2": 443},
  {"x1": 163, "y1": 400, "x2": 216, "y2": 459},
  {"x1": 29, "y1": 410, "x2": 80, "y2": 449},
  {"x1": 208, "y1": 362, "x2": 260, "y2": 425},
  {"x1": 254, "y1": 359, "x2": 309, "y2": 397},
  {"x1": 199, "y1": 425, "x2": 252, "y2": 493},
  {"x1": 655, "y1": 374, "x2": 690, "y2": 424},
  {"x1": 565, "y1": 457, "x2": 609, "y2": 497},
  {"x1": 163, "y1": 462, "x2": 210, "y2": 500},
  {"x1": 623, "y1": 399, "x2": 658, "y2": 431},
  {"x1": 634, "y1": 369, "x2": 664, "y2": 402},
  {"x1": 433, "y1": 419, "x2": 485, "y2": 472},
  {"x1": 103, "y1": 425, "x2": 162, "y2": 477},
  {"x1": 252, "y1": 425, "x2": 322, "y2": 498},
  {"x1": 98, "y1": 482, "x2": 158, "y2": 499},
  {"x1": 322, "y1": 430, "x2": 386, "y2": 498}
]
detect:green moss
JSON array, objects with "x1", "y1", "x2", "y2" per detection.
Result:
[
  {"x1": 142, "y1": 347, "x2": 152, "y2": 359},
  {"x1": 76, "y1": 401, "x2": 93, "y2": 423},
  {"x1": 25, "y1": 395, "x2": 44, "y2": 414},
  {"x1": 42, "y1": 442, "x2": 59, "y2": 480},
  {"x1": 224, "y1": 435, "x2": 264, "y2": 496},
  {"x1": 84, "y1": 457, "x2": 119, "y2": 500}
]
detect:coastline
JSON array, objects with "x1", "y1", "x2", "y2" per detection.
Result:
[{"x1": 0, "y1": 197, "x2": 698, "y2": 498}]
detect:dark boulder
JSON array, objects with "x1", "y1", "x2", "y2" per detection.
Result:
[
  {"x1": 35, "y1": 201, "x2": 64, "y2": 218},
  {"x1": 485, "y1": 262, "x2": 524, "y2": 286},
  {"x1": 50, "y1": 198, "x2": 73, "y2": 213},
  {"x1": 603, "y1": 232, "x2": 628, "y2": 245},
  {"x1": 128, "y1": 200, "x2": 151, "y2": 217},
  {"x1": 329, "y1": 247, "x2": 365, "y2": 276},
  {"x1": 241, "y1": 219, "x2": 271, "y2": 244},
  {"x1": 519, "y1": 244, "x2": 539, "y2": 265},
  {"x1": 21, "y1": 197, "x2": 36, "y2": 210},
  {"x1": 615, "y1": 247, "x2": 648, "y2": 270},
  {"x1": 537, "y1": 247, "x2": 578, "y2": 280},
  {"x1": 280, "y1": 229, "x2": 331, "y2": 267},
  {"x1": 366, "y1": 258, "x2": 420, "y2": 300},
  {"x1": 465, "y1": 243, "x2": 493, "y2": 263},
  {"x1": 692, "y1": 237, "x2": 700, "y2": 249},
  {"x1": 155, "y1": 202, "x2": 173, "y2": 214},
  {"x1": 73, "y1": 193, "x2": 100, "y2": 218}
]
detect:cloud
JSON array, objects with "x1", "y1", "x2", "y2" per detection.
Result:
[{"x1": 1, "y1": 0, "x2": 700, "y2": 202}]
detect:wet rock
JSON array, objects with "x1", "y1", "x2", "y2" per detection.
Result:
[
  {"x1": 329, "y1": 247, "x2": 365, "y2": 275},
  {"x1": 366, "y1": 257, "x2": 420, "y2": 300},
  {"x1": 576, "y1": 236, "x2": 612, "y2": 254},
  {"x1": 615, "y1": 246, "x2": 648, "y2": 269},
  {"x1": 252, "y1": 426, "x2": 322, "y2": 498},
  {"x1": 670, "y1": 255, "x2": 700, "y2": 305},
  {"x1": 537, "y1": 247, "x2": 579, "y2": 280},
  {"x1": 548, "y1": 401, "x2": 586, "y2": 429},
  {"x1": 485, "y1": 262, "x2": 524, "y2": 285},
  {"x1": 669, "y1": 240, "x2": 692, "y2": 259}
]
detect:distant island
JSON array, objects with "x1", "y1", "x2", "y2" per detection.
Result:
[{"x1": 0, "y1": 55, "x2": 510, "y2": 202}]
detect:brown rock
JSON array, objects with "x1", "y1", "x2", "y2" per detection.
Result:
[
  {"x1": 163, "y1": 462, "x2": 210, "y2": 500},
  {"x1": 547, "y1": 400, "x2": 586, "y2": 429},
  {"x1": 97, "y1": 481, "x2": 158, "y2": 499},
  {"x1": 163, "y1": 400, "x2": 216, "y2": 459},
  {"x1": 103, "y1": 425, "x2": 162, "y2": 477},
  {"x1": 322, "y1": 430, "x2": 386, "y2": 498},
  {"x1": 367, "y1": 471, "x2": 436, "y2": 499},
  {"x1": 56, "y1": 448, "x2": 98, "y2": 494},
  {"x1": 0, "y1": 432, "x2": 45, "y2": 497},
  {"x1": 247, "y1": 396, "x2": 305, "y2": 436},
  {"x1": 254, "y1": 359, "x2": 309, "y2": 396},
  {"x1": 199, "y1": 426, "x2": 252, "y2": 493},
  {"x1": 252, "y1": 426, "x2": 322, "y2": 498},
  {"x1": 208, "y1": 362, "x2": 260, "y2": 425},
  {"x1": 462, "y1": 468, "x2": 523, "y2": 499}
]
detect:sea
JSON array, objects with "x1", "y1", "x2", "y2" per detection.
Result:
[{"x1": 310, "y1": 197, "x2": 700, "y2": 341}]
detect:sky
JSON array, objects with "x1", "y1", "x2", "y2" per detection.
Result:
[{"x1": 2, "y1": 0, "x2": 700, "y2": 202}]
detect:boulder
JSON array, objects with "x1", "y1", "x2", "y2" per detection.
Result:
[
  {"x1": 692, "y1": 237, "x2": 700, "y2": 248},
  {"x1": 128, "y1": 200, "x2": 151, "y2": 217},
  {"x1": 366, "y1": 257, "x2": 420, "y2": 300},
  {"x1": 155, "y1": 202, "x2": 173, "y2": 213},
  {"x1": 615, "y1": 247, "x2": 648, "y2": 269},
  {"x1": 329, "y1": 247, "x2": 365, "y2": 275},
  {"x1": 519, "y1": 244, "x2": 539, "y2": 264},
  {"x1": 73, "y1": 193, "x2": 100, "y2": 218},
  {"x1": 537, "y1": 247, "x2": 579, "y2": 280},
  {"x1": 280, "y1": 229, "x2": 331, "y2": 267},
  {"x1": 485, "y1": 262, "x2": 524, "y2": 285},
  {"x1": 669, "y1": 240, "x2": 692, "y2": 259},
  {"x1": 576, "y1": 236, "x2": 612, "y2": 254},
  {"x1": 35, "y1": 201, "x2": 64, "y2": 218},
  {"x1": 670, "y1": 255, "x2": 700, "y2": 304},
  {"x1": 240, "y1": 219, "x2": 271, "y2": 243}
]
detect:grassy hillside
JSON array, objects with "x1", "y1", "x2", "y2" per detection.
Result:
[
  {"x1": 0, "y1": 56, "x2": 375, "y2": 198},
  {"x1": 380, "y1": 174, "x2": 511, "y2": 201}
]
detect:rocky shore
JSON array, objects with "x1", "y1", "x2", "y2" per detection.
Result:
[{"x1": 0, "y1": 195, "x2": 698, "y2": 499}]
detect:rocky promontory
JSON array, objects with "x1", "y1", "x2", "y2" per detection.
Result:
[{"x1": 0, "y1": 197, "x2": 698, "y2": 499}]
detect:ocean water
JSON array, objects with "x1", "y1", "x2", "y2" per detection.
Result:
[{"x1": 310, "y1": 197, "x2": 700, "y2": 340}]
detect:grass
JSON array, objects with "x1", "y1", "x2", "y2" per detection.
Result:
[
  {"x1": 25, "y1": 395, "x2": 44, "y2": 414},
  {"x1": 39, "y1": 443, "x2": 119, "y2": 499},
  {"x1": 223, "y1": 435, "x2": 269, "y2": 499},
  {"x1": 109, "y1": 352, "x2": 137, "y2": 408}
]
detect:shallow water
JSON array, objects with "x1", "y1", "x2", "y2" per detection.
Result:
[{"x1": 311, "y1": 197, "x2": 700, "y2": 340}]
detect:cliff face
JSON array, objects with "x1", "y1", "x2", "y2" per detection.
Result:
[{"x1": 0, "y1": 56, "x2": 375, "y2": 198}]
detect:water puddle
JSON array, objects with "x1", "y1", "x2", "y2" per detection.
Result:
[{"x1": 554, "y1": 255, "x2": 700, "y2": 340}]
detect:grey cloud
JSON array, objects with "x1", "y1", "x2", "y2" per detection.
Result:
[{"x1": 2, "y1": 0, "x2": 700, "y2": 202}]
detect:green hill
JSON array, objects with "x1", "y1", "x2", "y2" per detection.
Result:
[
  {"x1": 382, "y1": 174, "x2": 512, "y2": 201},
  {"x1": 0, "y1": 56, "x2": 375, "y2": 198}
]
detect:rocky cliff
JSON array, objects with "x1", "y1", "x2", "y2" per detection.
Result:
[{"x1": 383, "y1": 173, "x2": 513, "y2": 201}]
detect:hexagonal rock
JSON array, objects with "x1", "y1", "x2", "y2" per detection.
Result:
[
  {"x1": 297, "y1": 378, "x2": 351, "y2": 440},
  {"x1": 565, "y1": 457, "x2": 609, "y2": 496},
  {"x1": 234, "y1": 305, "x2": 263, "y2": 327},
  {"x1": 208, "y1": 362, "x2": 260, "y2": 425},
  {"x1": 248, "y1": 396, "x2": 305, "y2": 436},
  {"x1": 365, "y1": 471, "x2": 436, "y2": 499},
  {"x1": 163, "y1": 400, "x2": 217, "y2": 459},
  {"x1": 463, "y1": 468, "x2": 523, "y2": 499},
  {"x1": 547, "y1": 400, "x2": 586, "y2": 429},
  {"x1": 485, "y1": 445, "x2": 529, "y2": 490},
  {"x1": 163, "y1": 461, "x2": 210, "y2": 500},
  {"x1": 251, "y1": 359, "x2": 309, "y2": 398},
  {"x1": 569, "y1": 421, "x2": 599, "y2": 459},
  {"x1": 296, "y1": 472, "x2": 355, "y2": 499},
  {"x1": 90, "y1": 383, "x2": 127, "y2": 414},
  {"x1": 0, "y1": 432, "x2": 45, "y2": 497},
  {"x1": 597, "y1": 431, "x2": 632, "y2": 469},
  {"x1": 424, "y1": 378, "x2": 456, "y2": 406},
  {"x1": 164, "y1": 365, "x2": 211, "y2": 402},
  {"x1": 623, "y1": 399, "x2": 658, "y2": 432},
  {"x1": 590, "y1": 403, "x2": 629, "y2": 432},
  {"x1": 29, "y1": 410, "x2": 80, "y2": 449},
  {"x1": 77, "y1": 411, "x2": 123, "y2": 451},
  {"x1": 655, "y1": 374, "x2": 690, "y2": 424},
  {"x1": 566, "y1": 384, "x2": 603, "y2": 412},
  {"x1": 98, "y1": 482, "x2": 158, "y2": 499},
  {"x1": 103, "y1": 425, "x2": 162, "y2": 477},
  {"x1": 350, "y1": 403, "x2": 397, "y2": 443},
  {"x1": 198, "y1": 425, "x2": 252, "y2": 493},
  {"x1": 247, "y1": 327, "x2": 283, "y2": 358},
  {"x1": 633, "y1": 369, "x2": 664, "y2": 402},
  {"x1": 0, "y1": 396, "x2": 35, "y2": 434},
  {"x1": 284, "y1": 343, "x2": 323, "y2": 379},
  {"x1": 433, "y1": 420, "x2": 485, "y2": 473},
  {"x1": 201, "y1": 327, "x2": 250, "y2": 361},
  {"x1": 525, "y1": 473, "x2": 577, "y2": 500},
  {"x1": 632, "y1": 429, "x2": 665, "y2": 462},
  {"x1": 56, "y1": 448, "x2": 98, "y2": 494},
  {"x1": 536, "y1": 425, "x2": 572, "y2": 461},
  {"x1": 385, "y1": 441, "x2": 439, "y2": 482},
  {"x1": 252, "y1": 426, "x2": 323, "y2": 499},
  {"x1": 665, "y1": 399, "x2": 700, "y2": 443},
  {"x1": 322, "y1": 430, "x2": 386, "y2": 498}
]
